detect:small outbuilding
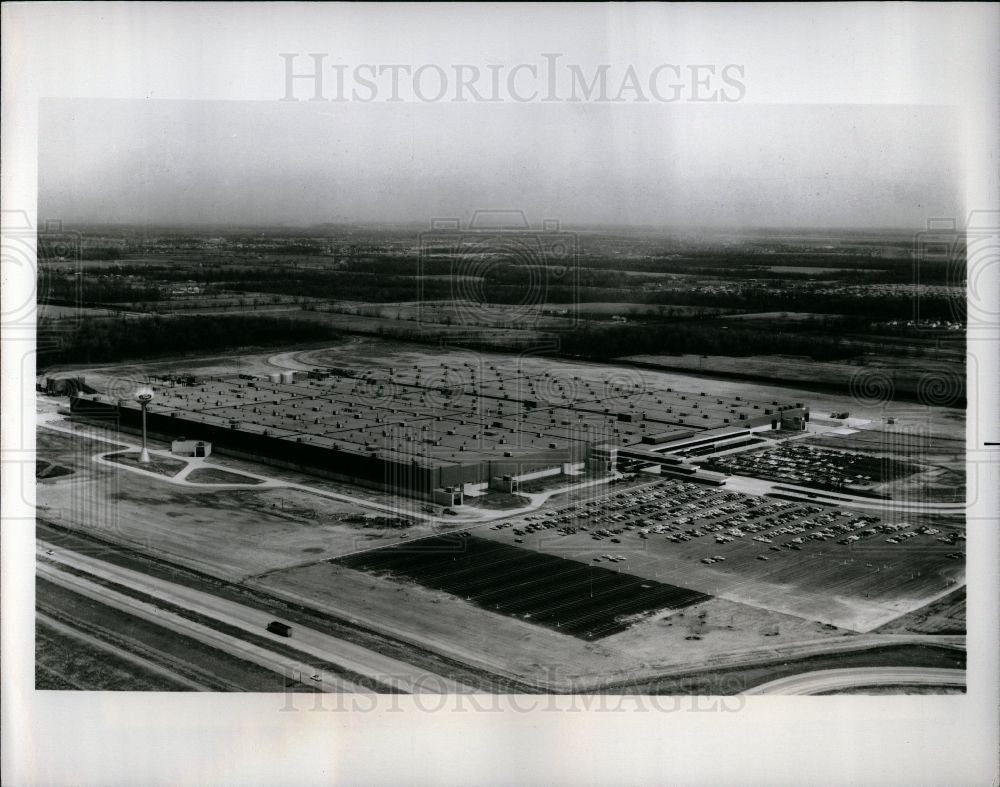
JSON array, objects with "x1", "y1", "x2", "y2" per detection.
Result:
[{"x1": 170, "y1": 438, "x2": 212, "y2": 457}]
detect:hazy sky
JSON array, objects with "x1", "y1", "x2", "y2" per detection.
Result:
[{"x1": 39, "y1": 98, "x2": 961, "y2": 230}]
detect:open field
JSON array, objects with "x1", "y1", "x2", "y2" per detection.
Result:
[
  {"x1": 37, "y1": 616, "x2": 189, "y2": 691},
  {"x1": 249, "y1": 556, "x2": 840, "y2": 688},
  {"x1": 625, "y1": 353, "x2": 965, "y2": 412},
  {"x1": 38, "y1": 304, "x2": 125, "y2": 319}
]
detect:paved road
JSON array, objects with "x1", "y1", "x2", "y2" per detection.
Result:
[
  {"x1": 38, "y1": 545, "x2": 474, "y2": 694},
  {"x1": 38, "y1": 562, "x2": 371, "y2": 694},
  {"x1": 723, "y1": 474, "x2": 965, "y2": 515},
  {"x1": 744, "y1": 666, "x2": 965, "y2": 695}
]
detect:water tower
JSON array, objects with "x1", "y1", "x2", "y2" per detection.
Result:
[{"x1": 135, "y1": 387, "x2": 154, "y2": 463}]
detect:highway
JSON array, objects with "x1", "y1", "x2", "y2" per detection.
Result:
[
  {"x1": 38, "y1": 546, "x2": 476, "y2": 694},
  {"x1": 38, "y1": 562, "x2": 371, "y2": 694},
  {"x1": 744, "y1": 666, "x2": 965, "y2": 695}
]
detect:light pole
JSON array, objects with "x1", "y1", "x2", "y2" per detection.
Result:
[{"x1": 135, "y1": 387, "x2": 153, "y2": 463}]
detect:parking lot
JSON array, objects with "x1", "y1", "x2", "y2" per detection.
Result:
[
  {"x1": 333, "y1": 533, "x2": 710, "y2": 640},
  {"x1": 700, "y1": 443, "x2": 921, "y2": 494},
  {"x1": 475, "y1": 477, "x2": 965, "y2": 631},
  {"x1": 490, "y1": 478, "x2": 959, "y2": 559}
]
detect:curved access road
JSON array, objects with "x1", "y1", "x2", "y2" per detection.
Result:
[{"x1": 745, "y1": 666, "x2": 965, "y2": 695}]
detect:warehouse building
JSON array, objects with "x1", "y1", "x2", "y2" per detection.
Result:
[{"x1": 70, "y1": 362, "x2": 808, "y2": 501}]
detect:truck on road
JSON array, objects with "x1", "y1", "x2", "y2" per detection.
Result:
[{"x1": 266, "y1": 621, "x2": 292, "y2": 637}]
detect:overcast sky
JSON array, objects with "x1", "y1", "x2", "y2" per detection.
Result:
[{"x1": 39, "y1": 97, "x2": 961, "y2": 230}]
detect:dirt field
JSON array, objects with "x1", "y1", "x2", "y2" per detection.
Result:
[{"x1": 873, "y1": 587, "x2": 966, "y2": 635}]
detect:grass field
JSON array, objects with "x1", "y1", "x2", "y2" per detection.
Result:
[
  {"x1": 106, "y1": 451, "x2": 188, "y2": 477},
  {"x1": 36, "y1": 460, "x2": 74, "y2": 479},
  {"x1": 186, "y1": 467, "x2": 263, "y2": 485},
  {"x1": 36, "y1": 618, "x2": 187, "y2": 691}
]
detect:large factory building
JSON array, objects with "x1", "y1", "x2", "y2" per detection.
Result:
[{"x1": 71, "y1": 362, "x2": 808, "y2": 502}]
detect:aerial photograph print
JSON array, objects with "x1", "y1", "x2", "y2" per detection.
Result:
[{"x1": 33, "y1": 94, "x2": 968, "y2": 698}]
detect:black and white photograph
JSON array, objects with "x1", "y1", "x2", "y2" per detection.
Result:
[{"x1": 3, "y1": 3, "x2": 998, "y2": 786}]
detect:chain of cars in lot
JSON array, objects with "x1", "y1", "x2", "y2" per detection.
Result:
[
  {"x1": 702, "y1": 443, "x2": 915, "y2": 491},
  {"x1": 489, "y1": 478, "x2": 963, "y2": 563}
]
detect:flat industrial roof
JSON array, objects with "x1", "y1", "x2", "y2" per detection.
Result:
[{"x1": 98, "y1": 362, "x2": 805, "y2": 468}]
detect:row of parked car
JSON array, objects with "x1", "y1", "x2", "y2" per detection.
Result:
[{"x1": 489, "y1": 477, "x2": 961, "y2": 564}]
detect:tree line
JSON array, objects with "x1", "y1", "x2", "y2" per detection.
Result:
[{"x1": 38, "y1": 314, "x2": 338, "y2": 367}]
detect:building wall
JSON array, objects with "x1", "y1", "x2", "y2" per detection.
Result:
[{"x1": 70, "y1": 396, "x2": 576, "y2": 499}]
